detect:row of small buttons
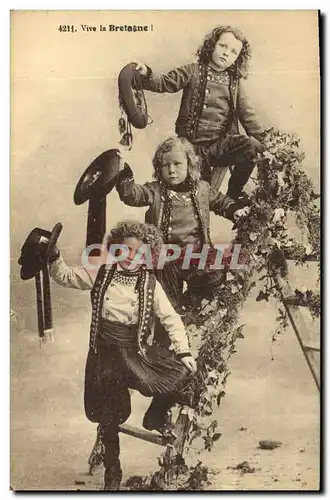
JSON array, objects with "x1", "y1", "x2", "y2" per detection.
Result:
[
  {"x1": 104, "y1": 295, "x2": 137, "y2": 307},
  {"x1": 103, "y1": 309, "x2": 134, "y2": 322},
  {"x1": 105, "y1": 296, "x2": 136, "y2": 307}
]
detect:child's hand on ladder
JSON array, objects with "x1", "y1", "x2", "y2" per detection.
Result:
[{"x1": 180, "y1": 356, "x2": 197, "y2": 374}]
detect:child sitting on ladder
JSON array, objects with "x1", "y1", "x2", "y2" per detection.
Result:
[
  {"x1": 48, "y1": 220, "x2": 197, "y2": 491},
  {"x1": 133, "y1": 24, "x2": 266, "y2": 207},
  {"x1": 117, "y1": 136, "x2": 242, "y2": 316}
]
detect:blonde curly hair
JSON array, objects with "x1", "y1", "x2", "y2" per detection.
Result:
[
  {"x1": 105, "y1": 220, "x2": 163, "y2": 268},
  {"x1": 152, "y1": 136, "x2": 201, "y2": 183}
]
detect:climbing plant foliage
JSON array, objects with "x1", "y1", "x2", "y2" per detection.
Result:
[{"x1": 125, "y1": 128, "x2": 320, "y2": 491}]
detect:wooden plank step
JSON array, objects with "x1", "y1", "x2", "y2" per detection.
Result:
[
  {"x1": 302, "y1": 344, "x2": 320, "y2": 353},
  {"x1": 285, "y1": 255, "x2": 319, "y2": 262},
  {"x1": 284, "y1": 298, "x2": 316, "y2": 308},
  {"x1": 119, "y1": 423, "x2": 166, "y2": 447}
]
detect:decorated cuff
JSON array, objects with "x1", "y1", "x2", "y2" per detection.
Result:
[
  {"x1": 117, "y1": 164, "x2": 134, "y2": 184},
  {"x1": 48, "y1": 254, "x2": 63, "y2": 270},
  {"x1": 177, "y1": 352, "x2": 192, "y2": 360}
]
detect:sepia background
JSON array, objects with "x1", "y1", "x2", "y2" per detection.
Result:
[{"x1": 11, "y1": 10, "x2": 320, "y2": 490}]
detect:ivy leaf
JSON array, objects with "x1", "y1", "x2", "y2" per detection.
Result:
[
  {"x1": 202, "y1": 304, "x2": 214, "y2": 316},
  {"x1": 207, "y1": 369, "x2": 219, "y2": 381},
  {"x1": 236, "y1": 325, "x2": 245, "y2": 339},
  {"x1": 273, "y1": 208, "x2": 285, "y2": 223},
  {"x1": 277, "y1": 171, "x2": 285, "y2": 187},
  {"x1": 212, "y1": 433, "x2": 222, "y2": 443},
  {"x1": 304, "y1": 243, "x2": 313, "y2": 255},
  {"x1": 256, "y1": 290, "x2": 269, "y2": 302},
  {"x1": 186, "y1": 408, "x2": 195, "y2": 421},
  {"x1": 249, "y1": 232, "x2": 258, "y2": 242},
  {"x1": 210, "y1": 420, "x2": 218, "y2": 431},
  {"x1": 219, "y1": 308, "x2": 228, "y2": 318},
  {"x1": 216, "y1": 391, "x2": 226, "y2": 406},
  {"x1": 203, "y1": 391, "x2": 211, "y2": 402},
  {"x1": 203, "y1": 436, "x2": 213, "y2": 452},
  {"x1": 283, "y1": 238, "x2": 294, "y2": 248},
  {"x1": 263, "y1": 151, "x2": 276, "y2": 163}
]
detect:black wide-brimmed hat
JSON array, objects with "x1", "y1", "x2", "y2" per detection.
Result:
[
  {"x1": 118, "y1": 62, "x2": 148, "y2": 130},
  {"x1": 18, "y1": 223, "x2": 63, "y2": 280},
  {"x1": 74, "y1": 149, "x2": 123, "y2": 205}
]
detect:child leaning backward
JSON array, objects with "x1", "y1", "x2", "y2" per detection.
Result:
[
  {"x1": 133, "y1": 24, "x2": 266, "y2": 206},
  {"x1": 116, "y1": 136, "x2": 246, "y2": 318}
]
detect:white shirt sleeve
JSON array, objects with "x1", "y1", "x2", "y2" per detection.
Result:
[
  {"x1": 153, "y1": 280, "x2": 190, "y2": 355},
  {"x1": 49, "y1": 255, "x2": 94, "y2": 290}
]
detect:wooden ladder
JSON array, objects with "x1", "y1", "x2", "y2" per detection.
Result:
[{"x1": 271, "y1": 260, "x2": 320, "y2": 391}]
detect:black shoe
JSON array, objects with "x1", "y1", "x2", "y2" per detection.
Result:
[
  {"x1": 223, "y1": 198, "x2": 249, "y2": 222},
  {"x1": 143, "y1": 409, "x2": 177, "y2": 439},
  {"x1": 226, "y1": 189, "x2": 251, "y2": 203},
  {"x1": 104, "y1": 464, "x2": 122, "y2": 491},
  {"x1": 237, "y1": 190, "x2": 251, "y2": 203}
]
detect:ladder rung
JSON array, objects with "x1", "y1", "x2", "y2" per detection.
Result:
[
  {"x1": 286, "y1": 256, "x2": 319, "y2": 262},
  {"x1": 119, "y1": 423, "x2": 166, "y2": 447},
  {"x1": 303, "y1": 345, "x2": 320, "y2": 353},
  {"x1": 284, "y1": 298, "x2": 312, "y2": 308}
]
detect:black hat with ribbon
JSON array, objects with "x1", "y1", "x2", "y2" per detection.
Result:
[
  {"x1": 18, "y1": 223, "x2": 63, "y2": 280},
  {"x1": 18, "y1": 223, "x2": 63, "y2": 345}
]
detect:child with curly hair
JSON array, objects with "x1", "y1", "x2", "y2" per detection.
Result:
[
  {"x1": 48, "y1": 220, "x2": 196, "y2": 491},
  {"x1": 134, "y1": 25, "x2": 265, "y2": 203},
  {"x1": 117, "y1": 136, "x2": 237, "y2": 315}
]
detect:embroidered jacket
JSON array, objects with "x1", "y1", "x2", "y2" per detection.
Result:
[
  {"x1": 49, "y1": 256, "x2": 190, "y2": 356},
  {"x1": 116, "y1": 165, "x2": 230, "y2": 244},
  {"x1": 141, "y1": 62, "x2": 264, "y2": 144}
]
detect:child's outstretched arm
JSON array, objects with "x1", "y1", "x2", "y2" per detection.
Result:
[
  {"x1": 48, "y1": 250, "x2": 94, "y2": 290},
  {"x1": 153, "y1": 280, "x2": 197, "y2": 374},
  {"x1": 116, "y1": 152, "x2": 156, "y2": 207},
  {"x1": 208, "y1": 180, "x2": 249, "y2": 222},
  {"x1": 236, "y1": 80, "x2": 265, "y2": 144},
  {"x1": 134, "y1": 60, "x2": 195, "y2": 94}
]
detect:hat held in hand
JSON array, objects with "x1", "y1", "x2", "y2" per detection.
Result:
[
  {"x1": 74, "y1": 149, "x2": 122, "y2": 205},
  {"x1": 18, "y1": 223, "x2": 63, "y2": 280},
  {"x1": 118, "y1": 62, "x2": 148, "y2": 130}
]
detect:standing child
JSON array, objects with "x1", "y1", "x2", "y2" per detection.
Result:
[
  {"x1": 48, "y1": 220, "x2": 196, "y2": 490},
  {"x1": 133, "y1": 25, "x2": 265, "y2": 201},
  {"x1": 116, "y1": 136, "x2": 242, "y2": 315}
]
